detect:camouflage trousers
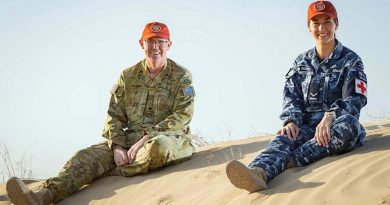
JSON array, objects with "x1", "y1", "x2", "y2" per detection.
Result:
[
  {"x1": 44, "y1": 135, "x2": 194, "y2": 203},
  {"x1": 248, "y1": 114, "x2": 365, "y2": 182}
]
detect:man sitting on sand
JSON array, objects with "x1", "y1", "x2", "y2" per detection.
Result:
[
  {"x1": 7, "y1": 21, "x2": 195, "y2": 205},
  {"x1": 226, "y1": 1, "x2": 367, "y2": 192}
]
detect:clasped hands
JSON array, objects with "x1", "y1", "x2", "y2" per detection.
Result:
[{"x1": 113, "y1": 135, "x2": 150, "y2": 166}]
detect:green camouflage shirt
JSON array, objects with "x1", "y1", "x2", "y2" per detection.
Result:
[{"x1": 102, "y1": 59, "x2": 195, "y2": 149}]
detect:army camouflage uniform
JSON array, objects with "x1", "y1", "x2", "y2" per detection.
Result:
[
  {"x1": 44, "y1": 58, "x2": 195, "y2": 202},
  {"x1": 249, "y1": 40, "x2": 367, "y2": 181}
]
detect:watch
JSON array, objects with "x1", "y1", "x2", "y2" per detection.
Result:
[{"x1": 325, "y1": 111, "x2": 336, "y2": 119}]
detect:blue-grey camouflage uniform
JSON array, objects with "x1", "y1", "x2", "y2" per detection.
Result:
[{"x1": 249, "y1": 40, "x2": 367, "y2": 181}]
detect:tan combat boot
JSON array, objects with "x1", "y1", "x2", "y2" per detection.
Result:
[
  {"x1": 6, "y1": 177, "x2": 53, "y2": 205},
  {"x1": 226, "y1": 160, "x2": 267, "y2": 193}
]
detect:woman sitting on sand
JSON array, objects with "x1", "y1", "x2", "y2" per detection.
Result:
[{"x1": 226, "y1": 0, "x2": 368, "y2": 192}]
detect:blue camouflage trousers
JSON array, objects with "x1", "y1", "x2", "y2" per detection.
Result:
[{"x1": 248, "y1": 114, "x2": 365, "y2": 182}]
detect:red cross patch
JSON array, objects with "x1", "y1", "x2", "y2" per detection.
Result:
[{"x1": 355, "y1": 79, "x2": 367, "y2": 97}]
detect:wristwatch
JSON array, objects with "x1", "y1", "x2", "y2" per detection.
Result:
[{"x1": 325, "y1": 111, "x2": 336, "y2": 119}]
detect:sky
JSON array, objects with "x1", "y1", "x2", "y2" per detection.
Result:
[{"x1": 1, "y1": 0, "x2": 389, "y2": 179}]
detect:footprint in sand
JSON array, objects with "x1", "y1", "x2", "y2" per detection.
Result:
[
  {"x1": 157, "y1": 193, "x2": 174, "y2": 205},
  {"x1": 379, "y1": 194, "x2": 390, "y2": 205},
  {"x1": 206, "y1": 169, "x2": 222, "y2": 179}
]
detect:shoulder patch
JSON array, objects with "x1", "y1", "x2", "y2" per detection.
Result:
[
  {"x1": 183, "y1": 86, "x2": 195, "y2": 96},
  {"x1": 110, "y1": 83, "x2": 119, "y2": 94}
]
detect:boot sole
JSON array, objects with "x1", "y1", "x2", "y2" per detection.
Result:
[
  {"x1": 6, "y1": 177, "x2": 41, "y2": 205},
  {"x1": 226, "y1": 160, "x2": 267, "y2": 193}
]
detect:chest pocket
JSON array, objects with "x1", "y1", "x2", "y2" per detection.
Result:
[
  {"x1": 153, "y1": 85, "x2": 173, "y2": 117},
  {"x1": 125, "y1": 84, "x2": 147, "y2": 122},
  {"x1": 295, "y1": 67, "x2": 313, "y2": 105},
  {"x1": 325, "y1": 70, "x2": 344, "y2": 102},
  {"x1": 308, "y1": 75, "x2": 324, "y2": 104}
]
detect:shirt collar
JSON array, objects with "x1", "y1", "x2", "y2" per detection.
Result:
[
  {"x1": 329, "y1": 39, "x2": 343, "y2": 60},
  {"x1": 308, "y1": 39, "x2": 343, "y2": 63},
  {"x1": 141, "y1": 59, "x2": 172, "y2": 83},
  {"x1": 142, "y1": 59, "x2": 168, "y2": 72}
]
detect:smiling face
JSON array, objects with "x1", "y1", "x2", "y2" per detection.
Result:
[
  {"x1": 139, "y1": 37, "x2": 172, "y2": 67},
  {"x1": 308, "y1": 14, "x2": 338, "y2": 46}
]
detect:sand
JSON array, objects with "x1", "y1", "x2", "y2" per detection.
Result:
[{"x1": 1, "y1": 120, "x2": 390, "y2": 205}]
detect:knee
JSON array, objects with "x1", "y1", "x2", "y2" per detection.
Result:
[
  {"x1": 144, "y1": 136, "x2": 172, "y2": 169},
  {"x1": 73, "y1": 148, "x2": 94, "y2": 161},
  {"x1": 63, "y1": 148, "x2": 94, "y2": 172},
  {"x1": 147, "y1": 136, "x2": 171, "y2": 158},
  {"x1": 70, "y1": 144, "x2": 112, "y2": 166},
  {"x1": 333, "y1": 114, "x2": 361, "y2": 137},
  {"x1": 263, "y1": 135, "x2": 295, "y2": 154},
  {"x1": 269, "y1": 135, "x2": 294, "y2": 147},
  {"x1": 331, "y1": 114, "x2": 362, "y2": 152},
  {"x1": 334, "y1": 114, "x2": 359, "y2": 126}
]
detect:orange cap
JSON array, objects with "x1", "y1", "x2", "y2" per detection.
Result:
[
  {"x1": 307, "y1": 1, "x2": 338, "y2": 22},
  {"x1": 141, "y1": 22, "x2": 170, "y2": 40}
]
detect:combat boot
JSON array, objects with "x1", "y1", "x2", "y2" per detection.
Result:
[
  {"x1": 6, "y1": 177, "x2": 53, "y2": 205},
  {"x1": 226, "y1": 160, "x2": 267, "y2": 193}
]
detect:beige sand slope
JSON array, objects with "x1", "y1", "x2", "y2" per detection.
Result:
[{"x1": 1, "y1": 120, "x2": 390, "y2": 205}]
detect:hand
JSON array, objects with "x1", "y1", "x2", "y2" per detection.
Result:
[
  {"x1": 315, "y1": 113, "x2": 334, "y2": 147},
  {"x1": 277, "y1": 122, "x2": 299, "y2": 141},
  {"x1": 127, "y1": 135, "x2": 150, "y2": 165},
  {"x1": 113, "y1": 145, "x2": 129, "y2": 166}
]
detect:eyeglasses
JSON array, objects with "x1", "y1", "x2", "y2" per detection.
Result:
[{"x1": 144, "y1": 39, "x2": 169, "y2": 47}]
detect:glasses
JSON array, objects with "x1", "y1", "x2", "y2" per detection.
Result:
[{"x1": 144, "y1": 39, "x2": 169, "y2": 47}]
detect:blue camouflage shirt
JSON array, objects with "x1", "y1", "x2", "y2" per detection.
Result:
[{"x1": 280, "y1": 40, "x2": 367, "y2": 128}]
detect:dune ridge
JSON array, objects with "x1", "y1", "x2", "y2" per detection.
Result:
[{"x1": 1, "y1": 120, "x2": 390, "y2": 205}]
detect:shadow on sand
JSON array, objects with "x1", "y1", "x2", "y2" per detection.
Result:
[
  {"x1": 59, "y1": 128, "x2": 390, "y2": 204},
  {"x1": 4, "y1": 125, "x2": 389, "y2": 204}
]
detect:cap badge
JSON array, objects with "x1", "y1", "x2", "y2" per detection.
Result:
[
  {"x1": 315, "y1": 2, "x2": 325, "y2": 11},
  {"x1": 151, "y1": 24, "x2": 161, "y2": 33}
]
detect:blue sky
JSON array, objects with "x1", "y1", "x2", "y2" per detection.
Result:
[{"x1": 1, "y1": 0, "x2": 389, "y2": 178}]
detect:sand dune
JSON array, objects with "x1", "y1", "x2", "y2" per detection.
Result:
[{"x1": 1, "y1": 120, "x2": 390, "y2": 205}]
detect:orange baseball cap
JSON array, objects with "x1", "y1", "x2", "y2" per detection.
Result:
[
  {"x1": 141, "y1": 22, "x2": 170, "y2": 40},
  {"x1": 307, "y1": 1, "x2": 338, "y2": 22}
]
